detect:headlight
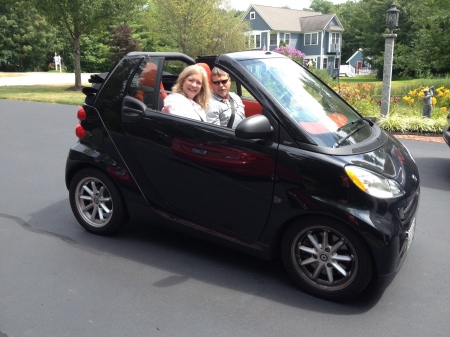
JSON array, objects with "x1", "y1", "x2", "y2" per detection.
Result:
[{"x1": 345, "y1": 165, "x2": 405, "y2": 198}]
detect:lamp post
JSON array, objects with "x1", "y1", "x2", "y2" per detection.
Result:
[{"x1": 380, "y1": 3, "x2": 400, "y2": 116}]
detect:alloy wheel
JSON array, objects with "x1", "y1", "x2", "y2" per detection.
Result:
[{"x1": 74, "y1": 176, "x2": 113, "y2": 228}]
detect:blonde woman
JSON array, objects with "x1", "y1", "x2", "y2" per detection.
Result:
[{"x1": 163, "y1": 65, "x2": 214, "y2": 123}]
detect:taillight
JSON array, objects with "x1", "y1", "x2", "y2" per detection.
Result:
[
  {"x1": 75, "y1": 124, "x2": 86, "y2": 139},
  {"x1": 77, "y1": 106, "x2": 86, "y2": 120},
  {"x1": 76, "y1": 106, "x2": 86, "y2": 139}
]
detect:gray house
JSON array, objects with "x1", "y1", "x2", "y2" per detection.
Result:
[
  {"x1": 346, "y1": 48, "x2": 373, "y2": 74},
  {"x1": 242, "y1": 4, "x2": 344, "y2": 75}
]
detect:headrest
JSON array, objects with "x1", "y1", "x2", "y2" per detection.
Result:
[{"x1": 196, "y1": 62, "x2": 211, "y2": 84}]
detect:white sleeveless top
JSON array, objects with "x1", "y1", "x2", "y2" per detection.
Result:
[{"x1": 163, "y1": 93, "x2": 207, "y2": 122}]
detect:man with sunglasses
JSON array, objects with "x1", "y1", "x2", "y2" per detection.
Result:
[{"x1": 205, "y1": 67, "x2": 246, "y2": 129}]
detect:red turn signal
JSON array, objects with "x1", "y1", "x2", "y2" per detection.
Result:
[
  {"x1": 77, "y1": 107, "x2": 86, "y2": 121},
  {"x1": 75, "y1": 124, "x2": 86, "y2": 139}
]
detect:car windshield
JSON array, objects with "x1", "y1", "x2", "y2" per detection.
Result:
[{"x1": 239, "y1": 57, "x2": 373, "y2": 148}]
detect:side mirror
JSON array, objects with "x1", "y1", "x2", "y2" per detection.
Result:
[{"x1": 235, "y1": 114, "x2": 273, "y2": 140}]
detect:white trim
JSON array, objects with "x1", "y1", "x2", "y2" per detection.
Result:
[
  {"x1": 269, "y1": 33, "x2": 278, "y2": 47},
  {"x1": 304, "y1": 32, "x2": 318, "y2": 46},
  {"x1": 320, "y1": 31, "x2": 325, "y2": 66},
  {"x1": 346, "y1": 48, "x2": 363, "y2": 63},
  {"x1": 249, "y1": 31, "x2": 262, "y2": 49},
  {"x1": 328, "y1": 32, "x2": 341, "y2": 53},
  {"x1": 284, "y1": 33, "x2": 291, "y2": 46}
]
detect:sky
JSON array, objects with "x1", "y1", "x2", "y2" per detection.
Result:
[{"x1": 228, "y1": 0, "x2": 348, "y2": 12}]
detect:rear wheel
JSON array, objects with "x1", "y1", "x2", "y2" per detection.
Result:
[
  {"x1": 281, "y1": 217, "x2": 373, "y2": 301},
  {"x1": 69, "y1": 168, "x2": 127, "y2": 235}
]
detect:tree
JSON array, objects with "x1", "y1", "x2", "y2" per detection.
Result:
[
  {"x1": 403, "y1": 0, "x2": 450, "y2": 76},
  {"x1": 109, "y1": 24, "x2": 141, "y2": 63},
  {"x1": 0, "y1": 1, "x2": 64, "y2": 71},
  {"x1": 32, "y1": 0, "x2": 147, "y2": 89},
  {"x1": 149, "y1": 0, "x2": 250, "y2": 58},
  {"x1": 334, "y1": 1, "x2": 370, "y2": 62},
  {"x1": 309, "y1": 0, "x2": 336, "y2": 14}
]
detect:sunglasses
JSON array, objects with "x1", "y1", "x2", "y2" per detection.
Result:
[{"x1": 212, "y1": 78, "x2": 229, "y2": 86}]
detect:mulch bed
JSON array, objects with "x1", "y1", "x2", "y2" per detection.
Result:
[{"x1": 393, "y1": 133, "x2": 444, "y2": 143}]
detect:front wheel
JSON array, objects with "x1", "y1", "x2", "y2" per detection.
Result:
[
  {"x1": 69, "y1": 168, "x2": 127, "y2": 235},
  {"x1": 281, "y1": 217, "x2": 373, "y2": 301}
]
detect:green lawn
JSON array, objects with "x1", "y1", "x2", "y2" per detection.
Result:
[
  {"x1": 339, "y1": 75, "x2": 379, "y2": 83},
  {"x1": 0, "y1": 84, "x2": 85, "y2": 105}
]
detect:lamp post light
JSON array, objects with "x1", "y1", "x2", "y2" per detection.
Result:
[{"x1": 380, "y1": 3, "x2": 400, "y2": 116}]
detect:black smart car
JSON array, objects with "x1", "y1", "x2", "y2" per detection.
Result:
[{"x1": 65, "y1": 51, "x2": 419, "y2": 301}]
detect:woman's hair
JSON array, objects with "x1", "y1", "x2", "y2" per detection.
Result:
[{"x1": 172, "y1": 65, "x2": 211, "y2": 109}]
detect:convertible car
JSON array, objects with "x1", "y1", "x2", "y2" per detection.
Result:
[{"x1": 65, "y1": 51, "x2": 419, "y2": 301}]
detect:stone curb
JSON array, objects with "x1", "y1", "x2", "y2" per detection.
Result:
[{"x1": 394, "y1": 134, "x2": 444, "y2": 143}]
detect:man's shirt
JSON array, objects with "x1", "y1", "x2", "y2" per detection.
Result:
[{"x1": 206, "y1": 92, "x2": 246, "y2": 128}]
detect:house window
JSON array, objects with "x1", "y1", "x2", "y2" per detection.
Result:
[
  {"x1": 330, "y1": 33, "x2": 340, "y2": 45},
  {"x1": 323, "y1": 57, "x2": 328, "y2": 70},
  {"x1": 329, "y1": 33, "x2": 341, "y2": 52},
  {"x1": 305, "y1": 33, "x2": 318, "y2": 46},
  {"x1": 334, "y1": 58, "x2": 340, "y2": 69},
  {"x1": 250, "y1": 11, "x2": 255, "y2": 20},
  {"x1": 270, "y1": 33, "x2": 277, "y2": 46},
  {"x1": 284, "y1": 33, "x2": 291, "y2": 46},
  {"x1": 250, "y1": 34, "x2": 261, "y2": 49}
]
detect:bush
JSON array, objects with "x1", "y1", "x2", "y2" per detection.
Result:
[
  {"x1": 273, "y1": 46, "x2": 305, "y2": 65},
  {"x1": 377, "y1": 115, "x2": 446, "y2": 134},
  {"x1": 331, "y1": 82, "x2": 448, "y2": 134}
]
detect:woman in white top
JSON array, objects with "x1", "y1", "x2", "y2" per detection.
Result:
[{"x1": 162, "y1": 65, "x2": 213, "y2": 123}]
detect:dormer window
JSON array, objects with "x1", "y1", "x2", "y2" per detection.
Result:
[{"x1": 250, "y1": 11, "x2": 256, "y2": 20}]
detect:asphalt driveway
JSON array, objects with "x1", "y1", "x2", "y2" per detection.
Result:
[{"x1": 1, "y1": 100, "x2": 450, "y2": 337}]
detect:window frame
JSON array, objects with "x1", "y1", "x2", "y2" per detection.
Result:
[
  {"x1": 329, "y1": 32, "x2": 341, "y2": 52},
  {"x1": 269, "y1": 33, "x2": 277, "y2": 47},
  {"x1": 250, "y1": 33, "x2": 261, "y2": 49},
  {"x1": 304, "y1": 32, "x2": 318, "y2": 46},
  {"x1": 250, "y1": 11, "x2": 255, "y2": 20},
  {"x1": 284, "y1": 33, "x2": 291, "y2": 46},
  {"x1": 334, "y1": 57, "x2": 340, "y2": 69}
]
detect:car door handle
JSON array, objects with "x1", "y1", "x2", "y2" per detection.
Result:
[{"x1": 123, "y1": 106, "x2": 142, "y2": 116}]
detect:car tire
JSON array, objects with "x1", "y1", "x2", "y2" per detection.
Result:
[
  {"x1": 69, "y1": 168, "x2": 127, "y2": 235},
  {"x1": 281, "y1": 217, "x2": 373, "y2": 301}
]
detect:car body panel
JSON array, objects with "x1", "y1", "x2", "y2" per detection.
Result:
[{"x1": 444, "y1": 112, "x2": 450, "y2": 146}]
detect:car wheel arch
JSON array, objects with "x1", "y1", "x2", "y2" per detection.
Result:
[
  {"x1": 278, "y1": 214, "x2": 377, "y2": 300},
  {"x1": 69, "y1": 167, "x2": 129, "y2": 235},
  {"x1": 274, "y1": 213, "x2": 378, "y2": 271}
]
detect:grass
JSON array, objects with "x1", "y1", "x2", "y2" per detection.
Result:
[
  {"x1": 0, "y1": 84, "x2": 86, "y2": 105},
  {"x1": 339, "y1": 75, "x2": 379, "y2": 83},
  {"x1": 0, "y1": 72, "x2": 24, "y2": 78}
]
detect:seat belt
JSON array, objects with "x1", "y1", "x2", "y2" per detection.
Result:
[{"x1": 227, "y1": 98, "x2": 236, "y2": 128}]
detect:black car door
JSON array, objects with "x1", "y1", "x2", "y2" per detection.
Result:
[{"x1": 117, "y1": 58, "x2": 279, "y2": 241}]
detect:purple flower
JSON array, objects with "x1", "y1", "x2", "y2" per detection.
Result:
[{"x1": 273, "y1": 46, "x2": 305, "y2": 63}]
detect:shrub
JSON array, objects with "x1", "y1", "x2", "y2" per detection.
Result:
[
  {"x1": 332, "y1": 82, "x2": 448, "y2": 134},
  {"x1": 273, "y1": 46, "x2": 305, "y2": 64}
]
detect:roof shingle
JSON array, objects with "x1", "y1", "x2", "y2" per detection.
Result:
[{"x1": 250, "y1": 4, "x2": 343, "y2": 32}]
